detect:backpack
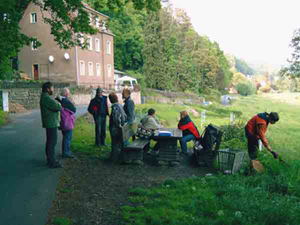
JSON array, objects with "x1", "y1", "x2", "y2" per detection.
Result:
[
  {"x1": 194, "y1": 124, "x2": 223, "y2": 166},
  {"x1": 201, "y1": 124, "x2": 222, "y2": 151}
]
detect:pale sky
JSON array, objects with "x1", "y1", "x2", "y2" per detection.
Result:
[{"x1": 170, "y1": 0, "x2": 300, "y2": 68}]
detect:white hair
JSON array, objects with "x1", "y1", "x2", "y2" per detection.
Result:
[{"x1": 61, "y1": 88, "x2": 70, "y2": 97}]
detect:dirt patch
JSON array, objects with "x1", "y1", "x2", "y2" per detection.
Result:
[
  {"x1": 9, "y1": 103, "x2": 27, "y2": 113},
  {"x1": 46, "y1": 153, "x2": 216, "y2": 225}
]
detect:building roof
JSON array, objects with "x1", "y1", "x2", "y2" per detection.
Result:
[
  {"x1": 81, "y1": 2, "x2": 109, "y2": 18},
  {"x1": 116, "y1": 76, "x2": 137, "y2": 82},
  {"x1": 21, "y1": 1, "x2": 109, "y2": 21},
  {"x1": 114, "y1": 69, "x2": 126, "y2": 75}
]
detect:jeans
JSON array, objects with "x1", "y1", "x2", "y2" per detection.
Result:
[
  {"x1": 180, "y1": 134, "x2": 195, "y2": 154},
  {"x1": 62, "y1": 130, "x2": 73, "y2": 156},
  {"x1": 245, "y1": 129, "x2": 258, "y2": 159},
  {"x1": 95, "y1": 116, "x2": 107, "y2": 146},
  {"x1": 45, "y1": 127, "x2": 58, "y2": 165}
]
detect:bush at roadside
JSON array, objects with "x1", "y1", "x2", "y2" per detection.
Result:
[{"x1": 0, "y1": 110, "x2": 8, "y2": 126}]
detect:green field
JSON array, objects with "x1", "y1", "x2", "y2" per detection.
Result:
[{"x1": 72, "y1": 94, "x2": 300, "y2": 225}]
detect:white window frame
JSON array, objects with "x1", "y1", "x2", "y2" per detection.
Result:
[
  {"x1": 96, "y1": 63, "x2": 101, "y2": 76},
  {"x1": 106, "y1": 41, "x2": 111, "y2": 54},
  {"x1": 95, "y1": 17, "x2": 100, "y2": 28},
  {"x1": 87, "y1": 36, "x2": 93, "y2": 50},
  {"x1": 30, "y1": 13, "x2": 37, "y2": 24},
  {"x1": 88, "y1": 62, "x2": 94, "y2": 76},
  {"x1": 79, "y1": 60, "x2": 85, "y2": 76},
  {"x1": 107, "y1": 64, "x2": 112, "y2": 77},
  {"x1": 79, "y1": 33, "x2": 84, "y2": 46},
  {"x1": 89, "y1": 13, "x2": 93, "y2": 24},
  {"x1": 95, "y1": 38, "x2": 100, "y2": 52},
  {"x1": 31, "y1": 40, "x2": 38, "y2": 50}
]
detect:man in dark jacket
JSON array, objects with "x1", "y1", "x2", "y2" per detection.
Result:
[
  {"x1": 178, "y1": 111, "x2": 200, "y2": 156},
  {"x1": 56, "y1": 88, "x2": 76, "y2": 158},
  {"x1": 40, "y1": 82, "x2": 62, "y2": 168},
  {"x1": 122, "y1": 89, "x2": 136, "y2": 144},
  {"x1": 88, "y1": 88, "x2": 109, "y2": 146},
  {"x1": 122, "y1": 89, "x2": 135, "y2": 124}
]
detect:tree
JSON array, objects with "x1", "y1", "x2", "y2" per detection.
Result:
[
  {"x1": 0, "y1": 0, "x2": 161, "y2": 79},
  {"x1": 282, "y1": 29, "x2": 300, "y2": 77},
  {"x1": 235, "y1": 57, "x2": 255, "y2": 75}
]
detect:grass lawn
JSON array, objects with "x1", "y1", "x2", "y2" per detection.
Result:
[
  {"x1": 69, "y1": 93, "x2": 300, "y2": 225},
  {"x1": 0, "y1": 110, "x2": 8, "y2": 127}
]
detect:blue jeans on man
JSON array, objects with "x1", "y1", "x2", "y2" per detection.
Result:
[
  {"x1": 95, "y1": 116, "x2": 107, "y2": 146},
  {"x1": 179, "y1": 134, "x2": 195, "y2": 154},
  {"x1": 62, "y1": 130, "x2": 73, "y2": 157}
]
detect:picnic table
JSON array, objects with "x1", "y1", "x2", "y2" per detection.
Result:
[{"x1": 153, "y1": 128, "x2": 183, "y2": 164}]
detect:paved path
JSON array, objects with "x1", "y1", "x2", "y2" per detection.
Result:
[{"x1": 0, "y1": 105, "x2": 88, "y2": 225}]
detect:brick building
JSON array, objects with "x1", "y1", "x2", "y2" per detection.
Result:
[{"x1": 18, "y1": 1, "x2": 115, "y2": 88}]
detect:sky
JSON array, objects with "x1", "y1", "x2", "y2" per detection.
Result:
[{"x1": 170, "y1": 0, "x2": 300, "y2": 68}]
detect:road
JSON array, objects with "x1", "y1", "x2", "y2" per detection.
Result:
[{"x1": 0, "y1": 105, "x2": 87, "y2": 225}]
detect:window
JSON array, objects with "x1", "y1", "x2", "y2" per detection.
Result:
[
  {"x1": 107, "y1": 64, "x2": 112, "y2": 77},
  {"x1": 88, "y1": 62, "x2": 94, "y2": 76},
  {"x1": 87, "y1": 36, "x2": 92, "y2": 50},
  {"x1": 79, "y1": 33, "x2": 84, "y2": 46},
  {"x1": 95, "y1": 17, "x2": 100, "y2": 28},
  {"x1": 106, "y1": 41, "x2": 111, "y2": 54},
  {"x1": 96, "y1": 63, "x2": 101, "y2": 76},
  {"x1": 80, "y1": 61, "x2": 85, "y2": 75},
  {"x1": 30, "y1": 13, "x2": 37, "y2": 23},
  {"x1": 89, "y1": 13, "x2": 93, "y2": 24},
  {"x1": 95, "y1": 38, "x2": 100, "y2": 52},
  {"x1": 31, "y1": 40, "x2": 38, "y2": 50}
]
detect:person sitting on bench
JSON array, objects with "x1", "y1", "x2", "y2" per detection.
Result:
[
  {"x1": 178, "y1": 111, "x2": 200, "y2": 156},
  {"x1": 140, "y1": 108, "x2": 162, "y2": 155}
]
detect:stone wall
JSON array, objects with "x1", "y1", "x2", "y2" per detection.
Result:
[{"x1": 1, "y1": 85, "x2": 141, "y2": 111}]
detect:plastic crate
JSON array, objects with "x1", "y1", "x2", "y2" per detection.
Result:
[{"x1": 217, "y1": 149, "x2": 246, "y2": 174}]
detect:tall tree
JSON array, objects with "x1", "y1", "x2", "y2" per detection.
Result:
[{"x1": 282, "y1": 29, "x2": 300, "y2": 77}]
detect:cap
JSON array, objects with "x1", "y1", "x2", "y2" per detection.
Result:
[
  {"x1": 96, "y1": 88, "x2": 103, "y2": 93},
  {"x1": 269, "y1": 112, "x2": 279, "y2": 122}
]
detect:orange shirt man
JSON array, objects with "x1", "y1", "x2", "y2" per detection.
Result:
[{"x1": 245, "y1": 112, "x2": 279, "y2": 159}]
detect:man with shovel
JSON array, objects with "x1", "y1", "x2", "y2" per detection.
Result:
[{"x1": 245, "y1": 112, "x2": 279, "y2": 160}]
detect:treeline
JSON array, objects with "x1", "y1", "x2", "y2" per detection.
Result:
[
  {"x1": 90, "y1": 2, "x2": 232, "y2": 95},
  {"x1": 234, "y1": 57, "x2": 255, "y2": 75}
]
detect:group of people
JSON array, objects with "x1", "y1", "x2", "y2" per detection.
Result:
[
  {"x1": 40, "y1": 81, "x2": 280, "y2": 168},
  {"x1": 40, "y1": 82, "x2": 76, "y2": 168},
  {"x1": 87, "y1": 88, "x2": 135, "y2": 161}
]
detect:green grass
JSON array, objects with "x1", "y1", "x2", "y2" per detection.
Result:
[
  {"x1": 0, "y1": 110, "x2": 8, "y2": 126},
  {"x1": 71, "y1": 94, "x2": 300, "y2": 225},
  {"x1": 53, "y1": 217, "x2": 72, "y2": 225}
]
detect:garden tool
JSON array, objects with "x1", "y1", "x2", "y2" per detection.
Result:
[{"x1": 251, "y1": 160, "x2": 264, "y2": 173}]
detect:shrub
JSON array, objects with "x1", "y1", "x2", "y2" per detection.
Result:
[
  {"x1": 259, "y1": 85, "x2": 271, "y2": 93},
  {"x1": 219, "y1": 122, "x2": 247, "y2": 151},
  {"x1": 236, "y1": 82, "x2": 256, "y2": 96}
]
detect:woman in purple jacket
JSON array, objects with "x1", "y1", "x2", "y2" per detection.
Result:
[{"x1": 56, "y1": 88, "x2": 76, "y2": 158}]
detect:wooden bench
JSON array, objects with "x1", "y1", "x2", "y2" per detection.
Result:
[{"x1": 121, "y1": 123, "x2": 150, "y2": 164}]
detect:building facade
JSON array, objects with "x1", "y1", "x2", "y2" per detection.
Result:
[{"x1": 18, "y1": 2, "x2": 114, "y2": 88}]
